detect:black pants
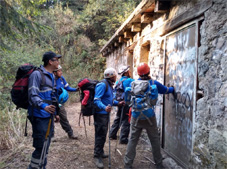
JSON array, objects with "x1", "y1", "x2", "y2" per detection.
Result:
[
  {"x1": 59, "y1": 106, "x2": 73, "y2": 136},
  {"x1": 28, "y1": 116, "x2": 54, "y2": 169},
  {"x1": 94, "y1": 113, "x2": 109, "y2": 157},
  {"x1": 109, "y1": 105, "x2": 130, "y2": 142}
]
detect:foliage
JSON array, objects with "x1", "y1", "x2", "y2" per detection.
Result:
[
  {"x1": 0, "y1": 0, "x2": 46, "y2": 50},
  {"x1": 0, "y1": 107, "x2": 27, "y2": 150},
  {"x1": 78, "y1": 0, "x2": 141, "y2": 46}
]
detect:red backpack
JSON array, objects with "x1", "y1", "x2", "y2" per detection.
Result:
[
  {"x1": 78, "y1": 78, "x2": 108, "y2": 116},
  {"x1": 11, "y1": 64, "x2": 44, "y2": 109}
]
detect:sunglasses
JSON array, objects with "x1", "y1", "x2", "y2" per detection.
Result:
[{"x1": 51, "y1": 59, "x2": 59, "y2": 62}]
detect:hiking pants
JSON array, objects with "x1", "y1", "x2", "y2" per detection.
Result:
[
  {"x1": 124, "y1": 116, "x2": 162, "y2": 168},
  {"x1": 28, "y1": 116, "x2": 54, "y2": 169},
  {"x1": 93, "y1": 113, "x2": 109, "y2": 157},
  {"x1": 59, "y1": 106, "x2": 74, "y2": 136},
  {"x1": 109, "y1": 105, "x2": 130, "y2": 143}
]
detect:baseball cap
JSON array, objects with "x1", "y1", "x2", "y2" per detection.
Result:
[{"x1": 42, "y1": 51, "x2": 62, "y2": 62}]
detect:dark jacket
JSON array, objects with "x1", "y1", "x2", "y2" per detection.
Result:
[{"x1": 28, "y1": 65, "x2": 56, "y2": 118}]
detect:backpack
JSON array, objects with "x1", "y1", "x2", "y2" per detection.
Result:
[
  {"x1": 11, "y1": 64, "x2": 44, "y2": 109},
  {"x1": 127, "y1": 79, "x2": 158, "y2": 111},
  {"x1": 114, "y1": 79, "x2": 127, "y2": 101},
  {"x1": 78, "y1": 78, "x2": 108, "y2": 116}
]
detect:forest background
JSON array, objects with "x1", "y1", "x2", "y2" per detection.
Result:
[{"x1": 0, "y1": 0, "x2": 140, "y2": 164}]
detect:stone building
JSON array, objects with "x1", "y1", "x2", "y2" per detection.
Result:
[{"x1": 100, "y1": 0, "x2": 227, "y2": 168}]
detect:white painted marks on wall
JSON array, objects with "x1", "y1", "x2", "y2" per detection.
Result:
[{"x1": 164, "y1": 24, "x2": 196, "y2": 166}]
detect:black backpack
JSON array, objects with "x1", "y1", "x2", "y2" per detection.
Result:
[
  {"x1": 11, "y1": 64, "x2": 44, "y2": 109},
  {"x1": 78, "y1": 78, "x2": 108, "y2": 116},
  {"x1": 114, "y1": 79, "x2": 127, "y2": 101}
]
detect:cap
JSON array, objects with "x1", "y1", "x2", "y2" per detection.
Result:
[
  {"x1": 54, "y1": 65, "x2": 62, "y2": 72},
  {"x1": 118, "y1": 65, "x2": 130, "y2": 75},
  {"x1": 42, "y1": 51, "x2": 62, "y2": 62}
]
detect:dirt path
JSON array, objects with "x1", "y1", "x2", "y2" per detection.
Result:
[
  {"x1": 47, "y1": 102, "x2": 156, "y2": 169},
  {"x1": 0, "y1": 102, "x2": 158, "y2": 169}
]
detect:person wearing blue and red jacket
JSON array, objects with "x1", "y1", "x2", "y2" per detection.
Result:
[
  {"x1": 124, "y1": 62, "x2": 175, "y2": 169},
  {"x1": 53, "y1": 65, "x2": 78, "y2": 139},
  {"x1": 28, "y1": 51, "x2": 61, "y2": 169},
  {"x1": 93, "y1": 67, "x2": 124, "y2": 169},
  {"x1": 109, "y1": 65, "x2": 134, "y2": 144}
]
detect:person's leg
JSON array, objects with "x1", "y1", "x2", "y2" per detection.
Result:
[
  {"x1": 109, "y1": 106, "x2": 121, "y2": 139},
  {"x1": 59, "y1": 106, "x2": 77, "y2": 138},
  {"x1": 119, "y1": 105, "x2": 130, "y2": 144},
  {"x1": 93, "y1": 113, "x2": 109, "y2": 168},
  {"x1": 124, "y1": 117, "x2": 142, "y2": 168},
  {"x1": 145, "y1": 116, "x2": 163, "y2": 166},
  {"x1": 94, "y1": 113, "x2": 109, "y2": 156},
  {"x1": 28, "y1": 117, "x2": 53, "y2": 169}
]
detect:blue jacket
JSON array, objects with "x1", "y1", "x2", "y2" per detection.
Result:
[
  {"x1": 131, "y1": 78, "x2": 174, "y2": 119},
  {"x1": 116, "y1": 76, "x2": 134, "y2": 91},
  {"x1": 56, "y1": 76, "x2": 77, "y2": 92},
  {"x1": 28, "y1": 66, "x2": 56, "y2": 118},
  {"x1": 94, "y1": 79, "x2": 118, "y2": 115}
]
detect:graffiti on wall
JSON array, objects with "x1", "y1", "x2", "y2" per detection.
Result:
[{"x1": 164, "y1": 24, "x2": 196, "y2": 166}]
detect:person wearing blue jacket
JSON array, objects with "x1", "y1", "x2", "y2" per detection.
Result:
[
  {"x1": 109, "y1": 66, "x2": 134, "y2": 144},
  {"x1": 53, "y1": 65, "x2": 78, "y2": 139},
  {"x1": 93, "y1": 67, "x2": 124, "y2": 169},
  {"x1": 124, "y1": 62, "x2": 175, "y2": 169},
  {"x1": 28, "y1": 51, "x2": 61, "y2": 169}
]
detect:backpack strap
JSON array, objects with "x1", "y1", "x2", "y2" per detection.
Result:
[
  {"x1": 101, "y1": 80, "x2": 108, "y2": 92},
  {"x1": 135, "y1": 111, "x2": 153, "y2": 126},
  {"x1": 36, "y1": 68, "x2": 46, "y2": 86},
  {"x1": 118, "y1": 78, "x2": 127, "y2": 87}
]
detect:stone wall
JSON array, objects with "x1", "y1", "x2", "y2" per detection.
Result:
[
  {"x1": 104, "y1": 0, "x2": 227, "y2": 168},
  {"x1": 192, "y1": 0, "x2": 227, "y2": 168}
]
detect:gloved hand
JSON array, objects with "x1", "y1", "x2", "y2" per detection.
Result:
[
  {"x1": 171, "y1": 86, "x2": 177, "y2": 100},
  {"x1": 118, "y1": 101, "x2": 125, "y2": 106}
]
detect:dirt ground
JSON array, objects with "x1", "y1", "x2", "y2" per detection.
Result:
[{"x1": 1, "y1": 102, "x2": 159, "y2": 169}]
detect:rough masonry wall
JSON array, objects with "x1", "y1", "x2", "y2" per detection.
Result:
[
  {"x1": 106, "y1": 43, "x2": 127, "y2": 79},
  {"x1": 192, "y1": 0, "x2": 227, "y2": 168}
]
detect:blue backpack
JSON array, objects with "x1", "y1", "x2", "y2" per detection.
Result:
[{"x1": 125, "y1": 79, "x2": 158, "y2": 111}]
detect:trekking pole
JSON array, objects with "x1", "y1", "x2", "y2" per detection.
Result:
[
  {"x1": 115, "y1": 105, "x2": 124, "y2": 155},
  {"x1": 108, "y1": 104, "x2": 111, "y2": 168},
  {"x1": 39, "y1": 115, "x2": 53, "y2": 168},
  {"x1": 82, "y1": 114, "x2": 88, "y2": 138},
  {"x1": 78, "y1": 112, "x2": 81, "y2": 126}
]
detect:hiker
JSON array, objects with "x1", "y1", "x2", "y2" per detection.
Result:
[
  {"x1": 27, "y1": 51, "x2": 61, "y2": 169},
  {"x1": 124, "y1": 62, "x2": 175, "y2": 169},
  {"x1": 53, "y1": 65, "x2": 78, "y2": 139},
  {"x1": 93, "y1": 67, "x2": 125, "y2": 169},
  {"x1": 109, "y1": 65, "x2": 134, "y2": 144}
]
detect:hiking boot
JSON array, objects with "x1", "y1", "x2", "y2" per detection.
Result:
[
  {"x1": 68, "y1": 134, "x2": 78, "y2": 140},
  {"x1": 101, "y1": 153, "x2": 108, "y2": 158},
  {"x1": 120, "y1": 140, "x2": 128, "y2": 144},
  {"x1": 124, "y1": 165, "x2": 132, "y2": 169},
  {"x1": 110, "y1": 136, "x2": 117, "y2": 140},
  {"x1": 94, "y1": 157, "x2": 104, "y2": 169},
  {"x1": 155, "y1": 162, "x2": 165, "y2": 169}
]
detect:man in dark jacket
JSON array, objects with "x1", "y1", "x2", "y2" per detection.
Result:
[
  {"x1": 28, "y1": 51, "x2": 61, "y2": 169},
  {"x1": 53, "y1": 65, "x2": 78, "y2": 139},
  {"x1": 109, "y1": 65, "x2": 134, "y2": 144},
  {"x1": 93, "y1": 67, "x2": 124, "y2": 169}
]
